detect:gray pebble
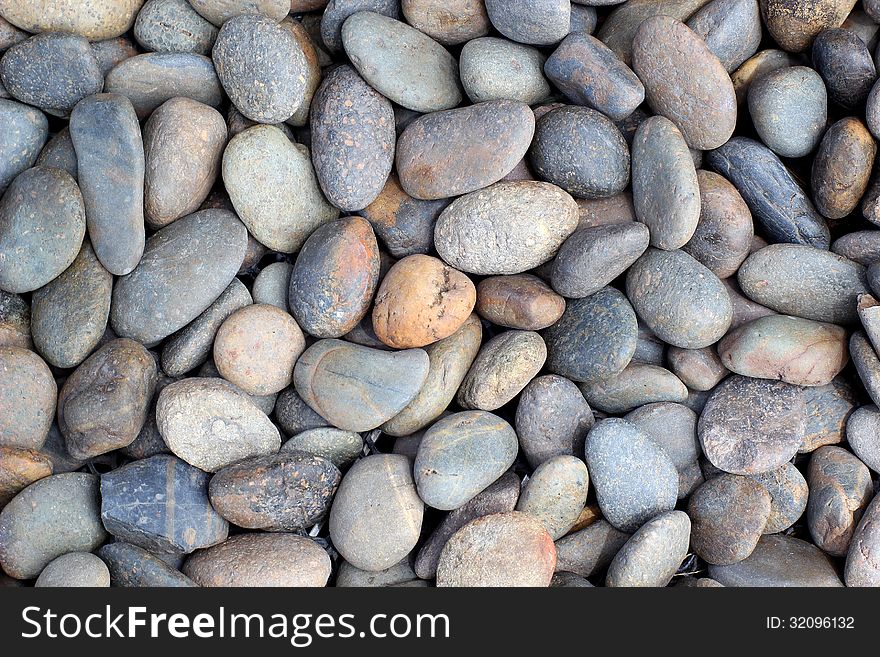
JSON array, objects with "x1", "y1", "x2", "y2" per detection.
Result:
[{"x1": 606, "y1": 510, "x2": 691, "y2": 587}]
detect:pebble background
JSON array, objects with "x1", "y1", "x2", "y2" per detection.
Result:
[{"x1": 1, "y1": 0, "x2": 880, "y2": 589}]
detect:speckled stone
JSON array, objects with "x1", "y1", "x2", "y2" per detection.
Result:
[
  {"x1": 606, "y1": 510, "x2": 691, "y2": 587},
  {"x1": 833, "y1": 231, "x2": 880, "y2": 266},
  {"x1": 274, "y1": 386, "x2": 329, "y2": 436},
  {"x1": 223, "y1": 125, "x2": 339, "y2": 253},
  {"x1": 554, "y1": 519, "x2": 630, "y2": 578},
  {"x1": 517, "y1": 456, "x2": 589, "y2": 540},
  {"x1": 458, "y1": 331, "x2": 546, "y2": 411},
  {"x1": 330, "y1": 454, "x2": 424, "y2": 572},
  {"x1": 35, "y1": 552, "x2": 109, "y2": 587},
  {"x1": 812, "y1": 117, "x2": 876, "y2": 220},
  {"x1": 709, "y1": 534, "x2": 844, "y2": 586},
  {"x1": 751, "y1": 462, "x2": 808, "y2": 534},
  {"x1": 0, "y1": 0, "x2": 143, "y2": 41},
  {"x1": 188, "y1": 0, "x2": 289, "y2": 26},
  {"x1": 0, "y1": 347, "x2": 57, "y2": 450},
  {"x1": 699, "y1": 375, "x2": 806, "y2": 475},
  {"x1": 295, "y1": 339, "x2": 429, "y2": 432},
  {"x1": 396, "y1": 100, "x2": 535, "y2": 200},
  {"x1": 134, "y1": 0, "x2": 218, "y2": 55},
  {"x1": 401, "y1": 0, "x2": 490, "y2": 45},
  {"x1": 581, "y1": 363, "x2": 689, "y2": 414},
  {"x1": 761, "y1": 0, "x2": 857, "y2": 53},
  {"x1": 111, "y1": 209, "x2": 247, "y2": 345},
  {"x1": 476, "y1": 275, "x2": 565, "y2": 330},
  {"x1": 484, "y1": 0, "x2": 569, "y2": 46},
  {"x1": 529, "y1": 106, "x2": 630, "y2": 200},
  {"x1": 436, "y1": 511, "x2": 556, "y2": 587},
  {"x1": 0, "y1": 166, "x2": 85, "y2": 293},
  {"x1": 0, "y1": 446, "x2": 52, "y2": 508},
  {"x1": 544, "y1": 286, "x2": 638, "y2": 383},
  {"x1": 281, "y1": 428, "x2": 363, "y2": 469},
  {"x1": 686, "y1": 0, "x2": 761, "y2": 73},
  {"x1": 801, "y1": 377, "x2": 857, "y2": 453},
  {"x1": 342, "y1": 12, "x2": 461, "y2": 114},
  {"x1": 737, "y1": 244, "x2": 867, "y2": 324},
  {"x1": 184, "y1": 533, "x2": 331, "y2": 587},
  {"x1": 812, "y1": 27, "x2": 875, "y2": 109},
  {"x1": 36, "y1": 129, "x2": 77, "y2": 181},
  {"x1": 0, "y1": 473, "x2": 107, "y2": 580},
  {"x1": 847, "y1": 405, "x2": 880, "y2": 472},
  {"x1": 845, "y1": 493, "x2": 880, "y2": 586},
  {"x1": 0, "y1": 292, "x2": 29, "y2": 349},
  {"x1": 460, "y1": 37, "x2": 549, "y2": 105},
  {"x1": 97, "y1": 542, "x2": 196, "y2": 587},
  {"x1": 0, "y1": 99, "x2": 47, "y2": 195},
  {"x1": 90, "y1": 35, "x2": 139, "y2": 76},
  {"x1": 584, "y1": 418, "x2": 678, "y2": 532}
]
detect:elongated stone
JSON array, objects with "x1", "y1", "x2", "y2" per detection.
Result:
[
  {"x1": 581, "y1": 363, "x2": 689, "y2": 414},
  {"x1": 517, "y1": 456, "x2": 589, "y2": 539},
  {"x1": 812, "y1": 117, "x2": 876, "y2": 220},
  {"x1": 458, "y1": 331, "x2": 546, "y2": 411},
  {"x1": 0, "y1": 347, "x2": 56, "y2": 450},
  {"x1": 281, "y1": 428, "x2": 363, "y2": 469},
  {"x1": 134, "y1": 0, "x2": 219, "y2": 55},
  {"x1": 845, "y1": 493, "x2": 880, "y2": 587},
  {"x1": 606, "y1": 510, "x2": 691, "y2": 587},
  {"x1": 0, "y1": 99, "x2": 47, "y2": 195},
  {"x1": 0, "y1": 446, "x2": 52, "y2": 508},
  {"x1": 709, "y1": 534, "x2": 843, "y2": 586},
  {"x1": 97, "y1": 542, "x2": 196, "y2": 587}
]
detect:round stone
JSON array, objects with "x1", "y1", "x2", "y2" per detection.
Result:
[
  {"x1": 760, "y1": 0, "x2": 855, "y2": 53},
  {"x1": 606, "y1": 510, "x2": 691, "y2": 587},
  {"x1": 484, "y1": 0, "x2": 570, "y2": 45},
  {"x1": 0, "y1": 347, "x2": 56, "y2": 450},
  {"x1": 812, "y1": 117, "x2": 876, "y2": 220},
  {"x1": 35, "y1": 552, "x2": 109, "y2": 587},
  {"x1": 281, "y1": 428, "x2": 363, "y2": 469},
  {"x1": 516, "y1": 455, "x2": 589, "y2": 539},
  {"x1": 812, "y1": 27, "x2": 876, "y2": 109},
  {"x1": 751, "y1": 462, "x2": 809, "y2": 534},
  {"x1": 460, "y1": 37, "x2": 550, "y2": 105},
  {"x1": 134, "y1": 0, "x2": 219, "y2": 55}
]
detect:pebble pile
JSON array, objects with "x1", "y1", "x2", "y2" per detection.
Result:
[{"x1": 2, "y1": 0, "x2": 880, "y2": 588}]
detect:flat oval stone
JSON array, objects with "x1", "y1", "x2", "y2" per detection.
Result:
[
  {"x1": 436, "y1": 511, "x2": 556, "y2": 587},
  {"x1": 737, "y1": 244, "x2": 867, "y2": 323},
  {"x1": 761, "y1": 0, "x2": 856, "y2": 53},
  {"x1": 632, "y1": 16, "x2": 736, "y2": 149},
  {"x1": 626, "y1": 248, "x2": 732, "y2": 349},
  {"x1": 476, "y1": 274, "x2": 565, "y2": 329},
  {"x1": 0, "y1": 32, "x2": 103, "y2": 115},
  {"x1": 812, "y1": 117, "x2": 876, "y2": 220},
  {"x1": 529, "y1": 106, "x2": 630, "y2": 199},
  {"x1": 544, "y1": 285, "x2": 638, "y2": 383},
  {"x1": 517, "y1": 456, "x2": 589, "y2": 539},
  {"x1": 274, "y1": 386, "x2": 328, "y2": 436},
  {"x1": 484, "y1": 0, "x2": 570, "y2": 45},
  {"x1": 35, "y1": 552, "x2": 109, "y2": 587},
  {"x1": 157, "y1": 377, "x2": 280, "y2": 472},
  {"x1": 751, "y1": 462, "x2": 809, "y2": 533},
  {"x1": 544, "y1": 33, "x2": 644, "y2": 121},
  {"x1": 58, "y1": 338, "x2": 156, "y2": 459},
  {"x1": 458, "y1": 330, "x2": 547, "y2": 411},
  {"x1": 184, "y1": 533, "x2": 330, "y2": 587},
  {"x1": 396, "y1": 100, "x2": 535, "y2": 200},
  {"x1": 812, "y1": 26, "x2": 875, "y2": 108},
  {"x1": 554, "y1": 519, "x2": 630, "y2": 578},
  {"x1": 606, "y1": 510, "x2": 691, "y2": 587},
  {"x1": 31, "y1": 240, "x2": 111, "y2": 369},
  {"x1": 103, "y1": 52, "x2": 223, "y2": 120},
  {"x1": 319, "y1": 0, "x2": 399, "y2": 53},
  {"x1": 833, "y1": 231, "x2": 880, "y2": 266},
  {"x1": 223, "y1": 125, "x2": 339, "y2": 253},
  {"x1": 414, "y1": 411, "x2": 518, "y2": 511},
  {"x1": 188, "y1": 0, "x2": 289, "y2": 26},
  {"x1": 687, "y1": 0, "x2": 762, "y2": 72},
  {"x1": 580, "y1": 363, "x2": 689, "y2": 414},
  {"x1": 460, "y1": 37, "x2": 550, "y2": 105},
  {"x1": 294, "y1": 339, "x2": 429, "y2": 432},
  {"x1": 69, "y1": 93, "x2": 144, "y2": 275},
  {"x1": 699, "y1": 375, "x2": 806, "y2": 474},
  {"x1": 584, "y1": 418, "x2": 679, "y2": 532},
  {"x1": 342, "y1": 12, "x2": 461, "y2": 113},
  {"x1": 0, "y1": 347, "x2": 56, "y2": 450},
  {"x1": 213, "y1": 14, "x2": 307, "y2": 124},
  {"x1": 401, "y1": 0, "x2": 490, "y2": 45},
  {"x1": 847, "y1": 404, "x2": 880, "y2": 472},
  {"x1": 0, "y1": 290, "x2": 30, "y2": 349},
  {"x1": 97, "y1": 542, "x2": 195, "y2": 587},
  {"x1": 852, "y1": 330, "x2": 880, "y2": 407},
  {"x1": 134, "y1": 0, "x2": 219, "y2": 55},
  {"x1": 161, "y1": 278, "x2": 252, "y2": 377},
  {"x1": 209, "y1": 451, "x2": 340, "y2": 531},
  {"x1": 281, "y1": 428, "x2": 363, "y2": 469},
  {"x1": 252, "y1": 261, "x2": 291, "y2": 311},
  {"x1": 0, "y1": 472, "x2": 106, "y2": 579},
  {"x1": 718, "y1": 315, "x2": 848, "y2": 386},
  {"x1": 0, "y1": 99, "x2": 47, "y2": 194},
  {"x1": 111, "y1": 209, "x2": 247, "y2": 345},
  {"x1": 435, "y1": 180, "x2": 579, "y2": 275},
  {"x1": 0, "y1": 446, "x2": 52, "y2": 507},
  {"x1": 0, "y1": 166, "x2": 85, "y2": 293},
  {"x1": 688, "y1": 474, "x2": 771, "y2": 564},
  {"x1": 748, "y1": 66, "x2": 827, "y2": 158},
  {"x1": 732, "y1": 48, "x2": 800, "y2": 103},
  {"x1": 382, "y1": 313, "x2": 482, "y2": 436},
  {"x1": 0, "y1": 0, "x2": 142, "y2": 40},
  {"x1": 36, "y1": 127, "x2": 77, "y2": 180},
  {"x1": 144, "y1": 97, "x2": 226, "y2": 229},
  {"x1": 807, "y1": 446, "x2": 873, "y2": 556},
  {"x1": 845, "y1": 493, "x2": 880, "y2": 586},
  {"x1": 709, "y1": 534, "x2": 843, "y2": 586},
  {"x1": 329, "y1": 454, "x2": 424, "y2": 571}
]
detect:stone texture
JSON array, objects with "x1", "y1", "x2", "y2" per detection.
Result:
[
  {"x1": 281, "y1": 428, "x2": 363, "y2": 469},
  {"x1": 812, "y1": 117, "x2": 876, "y2": 220},
  {"x1": 687, "y1": 0, "x2": 762, "y2": 72},
  {"x1": 709, "y1": 534, "x2": 844, "y2": 586},
  {"x1": 0, "y1": 99, "x2": 47, "y2": 195},
  {"x1": 477, "y1": 275, "x2": 565, "y2": 330},
  {"x1": 812, "y1": 26, "x2": 876, "y2": 108},
  {"x1": 0, "y1": 0, "x2": 143, "y2": 40},
  {"x1": 458, "y1": 330, "x2": 546, "y2": 411},
  {"x1": 606, "y1": 511, "x2": 691, "y2": 587},
  {"x1": 751, "y1": 463, "x2": 809, "y2": 534},
  {"x1": 517, "y1": 456, "x2": 589, "y2": 539},
  {"x1": 760, "y1": 0, "x2": 857, "y2": 53},
  {"x1": 845, "y1": 493, "x2": 880, "y2": 586},
  {"x1": 0, "y1": 447, "x2": 52, "y2": 508},
  {"x1": 97, "y1": 542, "x2": 196, "y2": 587},
  {"x1": 460, "y1": 37, "x2": 550, "y2": 105},
  {"x1": 554, "y1": 519, "x2": 630, "y2": 578},
  {"x1": 0, "y1": 291, "x2": 31, "y2": 349},
  {"x1": 0, "y1": 347, "x2": 56, "y2": 450},
  {"x1": 134, "y1": 0, "x2": 218, "y2": 55},
  {"x1": 847, "y1": 404, "x2": 880, "y2": 472},
  {"x1": 35, "y1": 552, "x2": 109, "y2": 587},
  {"x1": 667, "y1": 346, "x2": 729, "y2": 392},
  {"x1": 581, "y1": 363, "x2": 689, "y2": 414},
  {"x1": 401, "y1": 0, "x2": 490, "y2": 45}
]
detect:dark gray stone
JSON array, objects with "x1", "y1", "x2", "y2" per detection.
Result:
[
  {"x1": 0, "y1": 99, "x2": 47, "y2": 195},
  {"x1": 709, "y1": 534, "x2": 844, "y2": 586},
  {"x1": 321, "y1": 0, "x2": 400, "y2": 52},
  {"x1": 36, "y1": 127, "x2": 77, "y2": 179},
  {"x1": 98, "y1": 542, "x2": 197, "y2": 587},
  {"x1": 812, "y1": 27, "x2": 876, "y2": 109},
  {"x1": 134, "y1": 0, "x2": 219, "y2": 55},
  {"x1": 686, "y1": 0, "x2": 762, "y2": 72},
  {"x1": 484, "y1": 0, "x2": 570, "y2": 46}
]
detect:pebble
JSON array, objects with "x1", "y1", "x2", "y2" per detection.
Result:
[
  {"x1": 554, "y1": 519, "x2": 630, "y2": 579},
  {"x1": 90, "y1": 36, "x2": 139, "y2": 76},
  {"x1": 732, "y1": 48, "x2": 800, "y2": 103},
  {"x1": 807, "y1": 446, "x2": 873, "y2": 556},
  {"x1": 0, "y1": 446, "x2": 52, "y2": 508},
  {"x1": 223, "y1": 125, "x2": 339, "y2": 253},
  {"x1": 97, "y1": 542, "x2": 196, "y2": 587},
  {"x1": 751, "y1": 463, "x2": 809, "y2": 534},
  {"x1": 209, "y1": 451, "x2": 341, "y2": 531},
  {"x1": 811, "y1": 27, "x2": 876, "y2": 108},
  {"x1": 476, "y1": 275, "x2": 565, "y2": 330},
  {"x1": 382, "y1": 313, "x2": 482, "y2": 436},
  {"x1": 852, "y1": 331, "x2": 880, "y2": 407},
  {"x1": 35, "y1": 552, "x2": 110, "y2": 587},
  {"x1": 737, "y1": 244, "x2": 867, "y2": 324},
  {"x1": 143, "y1": 97, "x2": 227, "y2": 229},
  {"x1": 812, "y1": 117, "x2": 876, "y2": 220},
  {"x1": 667, "y1": 346, "x2": 729, "y2": 392},
  {"x1": 0, "y1": 99, "x2": 47, "y2": 195},
  {"x1": 699, "y1": 375, "x2": 806, "y2": 474},
  {"x1": 0, "y1": 291, "x2": 31, "y2": 349},
  {"x1": 414, "y1": 411, "x2": 518, "y2": 510},
  {"x1": 401, "y1": 0, "x2": 490, "y2": 45},
  {"x1": 134, "y1": 0, "x2": 219, "y2": 55},
  {"x1": 0, "y1": 166, "x2": 85, "y2": 293},
  {"x1": 436, "y1": 511, "x2": 556, "y2": 587},
  {"x1": 30, "y1": 241, "x2": 111, "y2": 369},
  {"x1": 184, "y1": 533, "x2": 331, "y2": 587},
  {"x1": 329, "y1": 454, "x2": 424, "y2": 572},
  {"x1": 761, "y1": 0, "x2": 855, "y2": 53},
  {"x1": 111, "y1": 209, "x2": 247, "y2": 345},
  {"x1": 584, "y1": 418, "x2": 678, "y2": 532},
  {"x1": 188, "y1": 0, "x2": 289, "y2": 26},
  {"x1": 847, "y1": 405, "x2": 880, "y2": 472},
  {"x1": 342, "y1": 12, "x2": 461, "y2": 114},
  {"x1": 0, "y1": 472, "x2": 107, "y2": 579},
  {"x1": 396, "y1": 100, "x2": 535, "y2": 200},
  {"x1": 687, "y1": 0, "x2": 762, "y2": 72},
  {"x1": 0, "y1": 347, "x2": 56, "y2": 450},
  {"x1": 157, "y1": 377, "x2": 281, "y2": 472},
  {"x1": 581, "y1": 363, "x2": 689, "y2": 413},
  {"x1": 576, "y1": 192, "x2": 637, "y2": 228},
  {"x1": 802, "y1": 377, "x2": 857, "y2": 452},
  {"x1": 252, "y1": 261, "x2": 291, "y2": 311},
  {"x1": 460, "y1": 37, "x2": 549, "y2": 105},
  {"x1": 529, "y1": 106, "x2": 630, "y2": 200},
  {"x1": 833, "y1": 231, "x2": 880, "y2": 266},
  {"x1": 294, "y1": 339, "x2": 429, "y2": 431},
  {"x1": 484, "y1": 0, "x2": 570, "y2": 46},
  {"x1": 274, "y1": 386, "x2": 329, "y2": 436},
  {"x1": 281, "y1": 428, "x2": 363, "y2": 469},
  {"x1": 0, "y1": 32, "x2": 103, "y2": 116},
  {"x1": 372, "y1": 254, "x2": 475, "y2": 348},
  {"x1": 516, "y1": 456, "x2": 589, "y2": 540},
  {"x1": 544, "y1": 33, "x2": 644, "y2": 121},
  {"x1": 606, "y1": 510, "x2": 691, "y2": 587},
  {"x1": 0, "y1": 0, "x2": 142, "y2": 41},
  {"x1": 709, "y1": 534, "x2": 843, "y2": 586},
  {"x1": 845, "y1": 493, "x2": 880, "y2": 586},
  {"x1": 632, "y1": 116, "x2": 700, "y2": 250}
]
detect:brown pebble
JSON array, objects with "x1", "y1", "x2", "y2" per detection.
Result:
[{"x1": 476, "y1": 274, "x2": 565, "y2": 330}]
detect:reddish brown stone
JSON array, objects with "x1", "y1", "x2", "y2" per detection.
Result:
[{"x1": 476, "y1": 274, "x2": 565, "y2": 330}]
